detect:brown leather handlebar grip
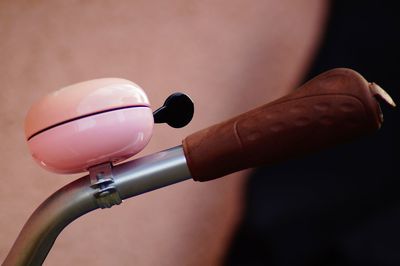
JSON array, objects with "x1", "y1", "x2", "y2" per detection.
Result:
[{"x1": 182, "y1": 68, "x2": 395, "y2": 182}]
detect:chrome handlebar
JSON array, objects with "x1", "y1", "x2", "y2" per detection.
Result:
[{"x1": 3, "y1": 146, "x2": 190, "y2": 266}]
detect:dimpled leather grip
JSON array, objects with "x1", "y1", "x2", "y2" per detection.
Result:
[{"x1": 183, "y1": 68, "x2": 387, "y2": 182}]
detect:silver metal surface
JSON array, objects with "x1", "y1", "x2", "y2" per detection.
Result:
[
  {"x1": 113, "y1": 146, "x2": 191, "y2": 199},
  {"x1": 3, "y1": 145, "x2": 191, "y2": 266},
  {"x1": 89, "y1": 162, "x2": 122, "y2": 208}
]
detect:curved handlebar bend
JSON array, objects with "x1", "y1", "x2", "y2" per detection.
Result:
[{"x1": 3, "y1": 147, "x2": 191, "y2": 266}]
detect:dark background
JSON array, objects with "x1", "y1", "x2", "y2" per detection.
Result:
[{"x1": 226, "y1": 1, "x2": 399, "y2": 265}]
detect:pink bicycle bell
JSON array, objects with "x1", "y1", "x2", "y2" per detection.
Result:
[{"x1": 24, "y1": 78, "x2": 154, "y2": 174}]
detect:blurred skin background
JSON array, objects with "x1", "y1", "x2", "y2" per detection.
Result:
[
  {"x1": 0, "y1": 1, "x2": 326, "y2": 265},
  {"x1": 2, "y1": 1, "x2": 398, "y2": 266}
]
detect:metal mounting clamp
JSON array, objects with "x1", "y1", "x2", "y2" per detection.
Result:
[{"x1": 89, "y1": 162, "x2": 122, "y2": 209}]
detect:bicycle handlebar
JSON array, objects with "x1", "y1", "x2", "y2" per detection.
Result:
[
  {"x1": 3, "y1": 68, "x2": 395, "y2": 265},
  {"x1": 3, "y1": 147, "x2": 191, "y2": 266},
  {"x1": 183, "y1": 68, "x2": 395, "y2": 181}
]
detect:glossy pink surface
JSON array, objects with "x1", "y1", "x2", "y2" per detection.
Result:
[
  {"x1": 25, "y1": 78, "x2": 150, "y2": 140},
  {"x1": 27, "y1": 107, "x2": 153, "y2": 174}
]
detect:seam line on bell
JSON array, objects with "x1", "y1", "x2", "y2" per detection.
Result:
[{"x1": 27, "y1": 105, "x2": 150, "y2": 141}]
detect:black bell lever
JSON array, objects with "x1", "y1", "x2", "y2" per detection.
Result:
[{"x1": 153, "y1": 93, "x2": 194, "y2": 128}]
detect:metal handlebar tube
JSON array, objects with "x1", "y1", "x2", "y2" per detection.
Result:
[{"x1": 3, "y1": 146, "x2": 190, "y2": 266}]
